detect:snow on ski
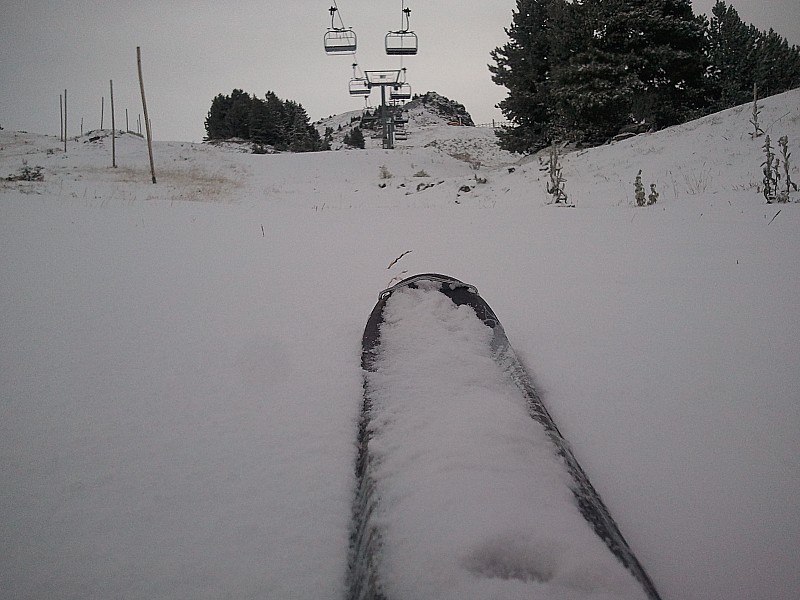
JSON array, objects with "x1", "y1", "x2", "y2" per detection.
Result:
[{"x1": 348, "y1": 274, "x2": 661, "y2": 600}]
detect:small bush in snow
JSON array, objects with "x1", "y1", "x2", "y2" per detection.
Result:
[
  {"x1": 634, "y1": 170, "x2": 658, "y2": 206},
  {"x1": 635, "y1": 170, "x2": 646, "y2": 206},
  {"x1": 546, "y1": 143, "x2": 568, "y2": 205},
  {"x1": 5, "y1": 162, "x2": 44, "y2": 182},
  {"x1": 379, "y1": 165, "x2": 393, "y2": 179},
  {"x1": 683, "y1": 167, "x2": 713, "y2": 195},
  {"x1": 648, "y1": 183, "x2": 659, "y2": 205},
  {"x1": 762, "y1": 135, "x2": 779, "y2": 203},
  {"x1": 777, "y1": 135, "x2": 798, "y2": 202},
  {"x1": 750, "y1": 84, "x2": 764, "y2": 138}
]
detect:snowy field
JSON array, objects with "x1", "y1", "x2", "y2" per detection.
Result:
[{"x1": 2, "y1": 89, "x2": 799, "y2": 600}]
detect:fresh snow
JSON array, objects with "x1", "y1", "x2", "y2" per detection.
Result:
[{"x1": 2, "y1": 88, "x2": 799, "y2": 600}]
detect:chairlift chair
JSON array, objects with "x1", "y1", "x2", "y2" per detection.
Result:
[
  {"x1": 385, "y1": 5, "x2": 417, "y2": 55},
  {"x1": 349, "y1": 78, "x2": 371, "y2": 96},
  {"x1": 385, "y1": 30, "x2": 418, "y2": 55},
  {"x1": 324, "y1": 29, "x2": 357, "y2": 54},
  {"x1": 324, "y1": 6, "x2": 356, "y2": 54},
  {"x1": 390, "y1": 83, "x2": 412, "y2": 101}
]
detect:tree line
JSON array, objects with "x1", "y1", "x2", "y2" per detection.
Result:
[
  {"x1": 204, "y1": 89, "x2": 327, "y2": 152},
  {"x1": 490, "y1": 0, "x2": 800, "y2": 152}
]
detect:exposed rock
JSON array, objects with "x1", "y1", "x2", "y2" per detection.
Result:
[{"x1": 404, "y1": 92, "x2": 475, "y2": 126}]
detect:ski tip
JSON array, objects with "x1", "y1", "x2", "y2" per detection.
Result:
[{"x1": 378, "y1": 273, "x2": 477, "y2": 301}]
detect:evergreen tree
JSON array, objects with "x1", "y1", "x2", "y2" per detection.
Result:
[
  {"x1": 704, "y1": 2, "x2": 800, "y2": 112},
  {"x1": 283, "y1": 100, "x2": 314, "y2": 152},
  {"x1": 343, "y1": 126, "x2": 365, "y2": 149},
  {"x1": 204, "y1": 93, "x2": 233, "y2": 140},
  {"x1": 753, "y1": 28, "x2": 800, "y2": 97},
  {"x1": 585, "y1": 0, "x2": 708, "y2": 129},
  {"x1": 203, "y1": 89, "x2": 326, "y2": 152},
  {"x1": 489, "y1": 0, "x2": 561, "y2": 152},
  {"x1": 705, "y1": 1, "x2": 759, "y2": 109},
  {"x1": 491, "y1": 0, "x2": 708, "y2": 149},
  {"x1": 261, "y1": 91, "x2": 287, "y2": 147},
  {"x1": 551, "y1": 47, "x2": 640, "y2": 144},
  {"x1": 547, "y1": 0, "x2": 639, "y2": 143},
  {"x1": 248, "y1": 95, "x2": 269, "y2": 145},
  {"x1": 225, "y1": 89, "x2": 252, "y2": 139}
]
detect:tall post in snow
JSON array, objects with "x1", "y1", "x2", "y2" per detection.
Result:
[
  {"x1": 110, "y1": 80, "x2": 117, "y2": 168},
  {"x1": 64, "y1": 89, "x2": 67, "y2": 153},
  {"x1": 137, "y1": 46, "x2": 156, "y2": 184}
]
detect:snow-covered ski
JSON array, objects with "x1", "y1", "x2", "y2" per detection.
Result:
[{"x1": 348, "y1": 273, "x2": 662, "y2": 600}]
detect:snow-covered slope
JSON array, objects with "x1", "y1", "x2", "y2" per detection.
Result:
[{"x1": 2, "y1": 88, "x2": 799, "y2": 600}]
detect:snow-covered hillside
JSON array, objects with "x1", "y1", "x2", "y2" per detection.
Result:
[{"x1": 2, "y1": 88, "x2": 799, "y2": 600}]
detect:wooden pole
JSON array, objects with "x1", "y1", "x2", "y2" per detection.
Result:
[
  {"x1": 64, "y1": 89, "x2": 67, "y2": 152},
  {"x1": 126, "y1": 108, "x2": 129, "y2": 133},
  {"x1": 137, "y1": 46, "x2": 157, "y2": 184},
  {"x1": 100, "y1": 96, "x2": 104, "y2": 130},
  {"x1": 60, "y1": 94, "x2": 64, "y2": 142},
  {"x1": 110, "y1": 80, "x2": 116, "y2": 168}
]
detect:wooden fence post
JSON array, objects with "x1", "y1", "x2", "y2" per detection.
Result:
[
  {"x1": 137, "y1": 46, "x2": 156, "y2": 184},
  {"x1": 60, "y1": 94, "x2": 64, "y2": 142},
  {"x1": 110, "y1": 80, "x2": 116, "y2": 168},
  {"x1": 64, "y1": 89, "x2": 67, "y2": 152}
]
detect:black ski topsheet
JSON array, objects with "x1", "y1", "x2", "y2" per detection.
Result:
[{"x1": 349, "y1": 274, "x2": 662, "y2": 600}]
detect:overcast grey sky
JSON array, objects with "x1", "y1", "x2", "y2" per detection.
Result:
[{"x1": 1, "y1": 1, "x2": 798, "y2": 142}]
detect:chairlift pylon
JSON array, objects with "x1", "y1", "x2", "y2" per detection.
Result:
[{"x1": 324, "y1": 6, "x2": 357, "y2": 54}]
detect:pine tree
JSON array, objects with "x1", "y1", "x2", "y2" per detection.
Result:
[
  {"x1": 705, "y1": 1, "x2": 759, "y2": 110},
  {"x1": 550, "y1": 46, "x2": 639, "y2": 144},
  {"x1": 249, "y1": 95, "x2": 269, "y2": 145},
  {"x1": 343, "y1": 126, "x2": 365, "y2": 149},
  {"x1": 262, "y1": 91, "x2": 287, "y2": 147},
  {"x1": 204, "y1": 93, "x2": 233, "y2": 140},
  {"x1": 705, "y1": 2, "x2": 800, "y2": 112},
  {"x1": 225, "y1": 89, "x2": 252, "y2": 140},
  {"x1": 489, "y1": 0, "x2": 561, "y2": 153},
  {"x1": 754, "y1": 29, "x2": 800, "y2": 98},
  {"x1": 283, "y1": 101, "x2": 310, "y2": 152},
  {"x1": 584, "y1": 0, "x2": 707, "y2": 129},
  {"x1": 490, "y1": 0, "x2": 708, "y2": 149},
  {"x1": 203, "y1": 90, "x2": 326, "y2": 152}
]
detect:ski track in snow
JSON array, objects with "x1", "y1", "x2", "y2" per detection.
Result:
[{"x1": 1, "y1": 89, "x2": 799, "y2": 600}]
